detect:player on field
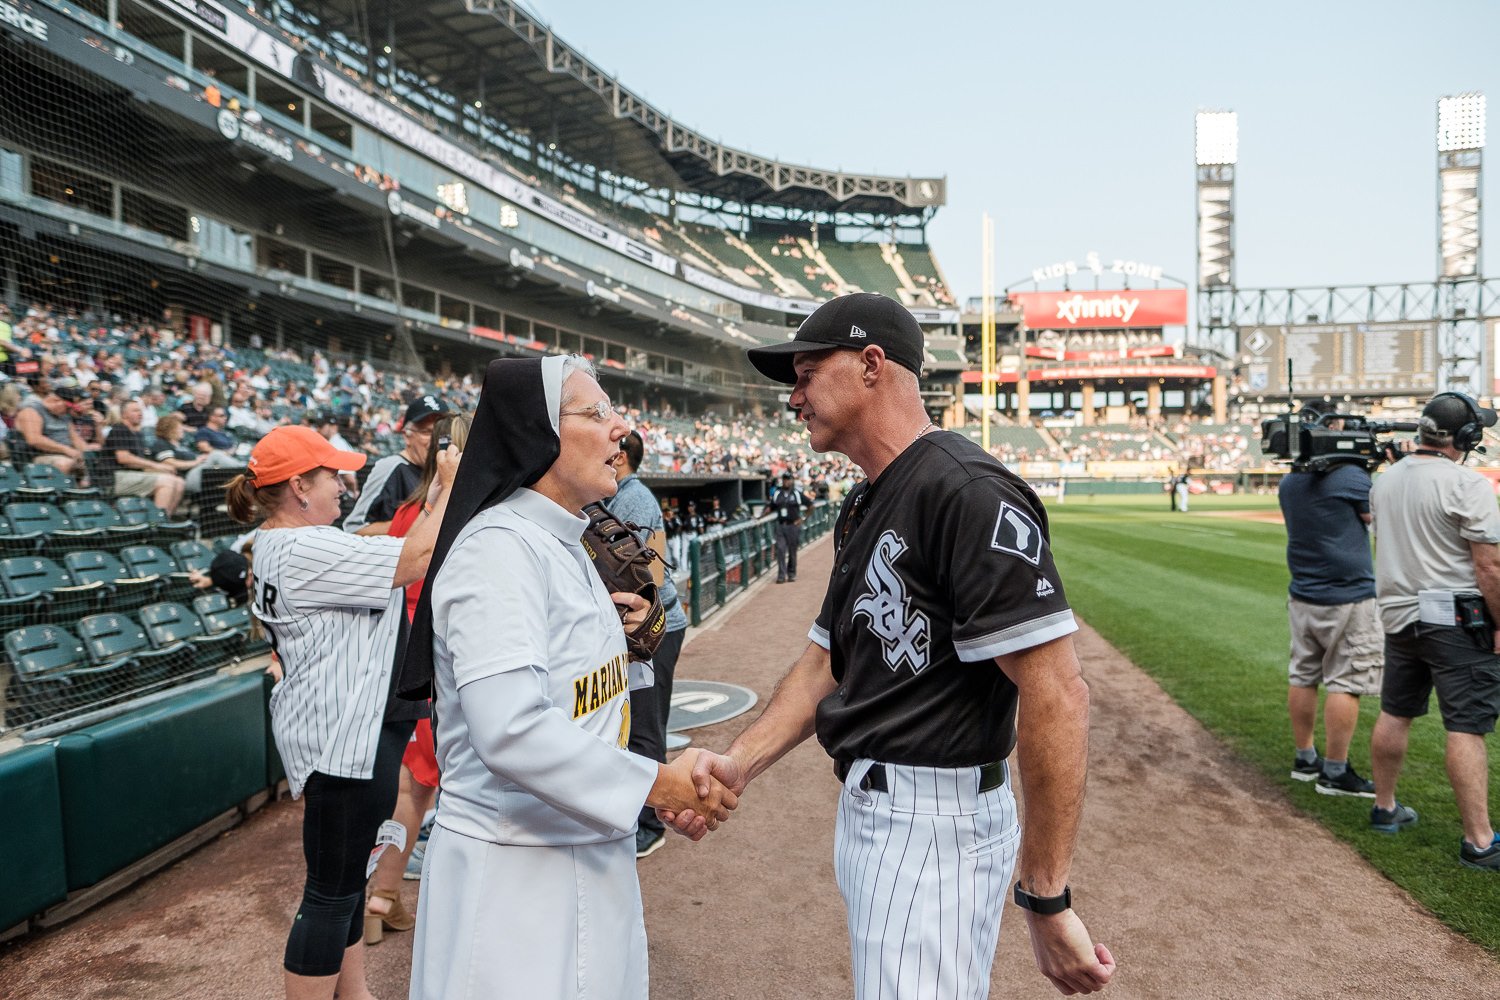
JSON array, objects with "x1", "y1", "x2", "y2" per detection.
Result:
[{"x1": 665, "y1": 293, "x2": 1115, "y2": 998}]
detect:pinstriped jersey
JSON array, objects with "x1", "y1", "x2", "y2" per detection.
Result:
[
  {"x1": 811, "y1": 432, "x2": 1077, "y2": 768},
  {"x1": 253, "y1": 526, "x2": 405, "y2": 796}
]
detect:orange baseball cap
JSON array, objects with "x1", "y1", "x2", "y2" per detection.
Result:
[{"x1": 246, "y1": 425, "x2": 367, "y2": 486}]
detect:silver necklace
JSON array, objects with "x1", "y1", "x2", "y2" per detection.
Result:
[{"x1": 910, "y1": 421, "x2": 935, "y2": 448}]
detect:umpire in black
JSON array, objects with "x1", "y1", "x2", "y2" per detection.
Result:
[
  {"x1": 770, "y1": 470, "x2": 813, "y2": 583},
  {"x1": 662, "y1": 293, "x2": 1115, "y2": 997}
]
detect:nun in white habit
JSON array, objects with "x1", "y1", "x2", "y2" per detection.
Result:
[{"x1": 397, "y1": 355, "x2": 735, "y2": 1000}]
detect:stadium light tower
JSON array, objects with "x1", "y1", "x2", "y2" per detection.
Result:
[
  {"x1": 1436, "y1": 93, "x2": 1486, "y2": 395},
  {"x1": 1195, "y1": 111, "x2": 1237, "y2": 361}
]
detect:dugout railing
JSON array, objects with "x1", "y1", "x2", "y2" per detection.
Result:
[{"x1": 684, "y1": 502, "x2": 833, "y2": 626}]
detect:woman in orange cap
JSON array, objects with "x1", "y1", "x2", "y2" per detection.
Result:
[{"x1": 225, "y1": 424, "x2": 458, "y2": 1000}]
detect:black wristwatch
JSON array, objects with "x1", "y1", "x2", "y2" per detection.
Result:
[{"x1": 1013, "y1": 882, "x2": 1071, "y2": 915}]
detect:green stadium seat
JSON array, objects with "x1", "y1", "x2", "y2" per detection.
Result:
[
  {"x1": 140, "y1": 600, "x2": 241, "y2": 670},
  {"x1": 169, "y1": 540, "x2": 213, "y2": 575},
  {"x1": 0, "y1": 463, "x2": 20, "y2": 501},
  {"x1": 114, "y1": 497, "x2": 196, "y2": 541},
  {"x1": 3, "y1": 501, "x2": 102, "y2": 553},
  {"x1": 120, "y1": 544, "x2": 192, "y2": 603},
  {"x1": 192, "y1": 591, "x2": 263, "y2": 656},
  {"x1": 19, "y1": 463, "x2": 99, "y2": 499},
  {"x1": 2, "y1": 624, "x2": 120, "y2": 728},
  {"x1": 77, "y1": 611, "x2": 194, "y2": 688},
  {"x1": 64, "y1": 499, "x2": 151, "y2": 550},
  {"x1": 63, "y1": 550, "x2": 159, "y2": 613},
  {"x1": 0, "y1": 555, "x2": 108, "y2": 626}
]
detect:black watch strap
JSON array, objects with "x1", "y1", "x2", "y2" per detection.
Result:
[{"x1": 1013, "y1": 881, "x2": 1071, "y2": 915}]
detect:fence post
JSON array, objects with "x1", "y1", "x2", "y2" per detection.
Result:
[
  {"x1": 714, "y1": 537, "x2": 728, "y2": 606},
  {"x1": 688, "y1": 537, "x2": 701, "y2": 627}
]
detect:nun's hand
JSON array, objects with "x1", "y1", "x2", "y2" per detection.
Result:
[{"x1": 611, "y1": 591, "x2": 650, "y2": 633}]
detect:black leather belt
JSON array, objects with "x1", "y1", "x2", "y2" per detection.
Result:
[{"x1": 834, "y1": 759, "x2": 1007, "y2": 794}]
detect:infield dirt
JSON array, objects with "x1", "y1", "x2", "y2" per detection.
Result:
[{"x1": 3, "y1": 535, "x2": 1497, "y2": 999}]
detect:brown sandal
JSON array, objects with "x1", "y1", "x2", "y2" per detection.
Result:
[{"x1": 364, "y1": 888, "x2": 415, "y2": 945}]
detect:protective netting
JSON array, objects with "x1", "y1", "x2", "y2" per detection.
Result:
[{"x1": 0, "y1": 0, "x2": 481, "y2": 736}]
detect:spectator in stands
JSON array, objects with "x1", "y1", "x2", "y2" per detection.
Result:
[
  {"x1": 227, "y1": 385, "x2": 260, "y2": 433},
  {"x1": 364, "y1": 412, "x2": 471, "y2": 943},
  {"x1": 153, "y1": 412, "x2": 241, "y2": 494},
  {"x1": 607, "y1": 429, "x2": 690, "y2": 859},
  {"x1": 344, "y1": 395, "x2": 450, "y2": 535},
  {"x1": 14, "y1": 378, "x2": 95, "y2": 484},
  {"x1": 107, "y1": 399, "x2": 185, "y2": 515},
  {"x1": 227, "y1": 424, "x2": 456, "y2": 1000},
  {"x1": 310, "y1": 411, "x2": 361, "y2": 499},
  {"x1": 179, "y1": 382, "x2": 214, "y2": 429},
  {"x1": 195, "y1": 406, "x2": 240, "y2": 458}
]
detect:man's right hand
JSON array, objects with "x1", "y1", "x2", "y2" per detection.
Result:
[{"x1": 648, "y1": 749, "x2": 737, "y2": 832}]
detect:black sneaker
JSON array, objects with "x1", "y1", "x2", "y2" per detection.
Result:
[
  {"x1": 1370, "y1": 802, "x2": 1419, "y2": 834},
  {"x1": 635, "y1": 827, "x2": 666, "y2": 859},
  {"x1": 1315, "y1": 764, "x2": 1376, "y2": 798},
  {"x1": 1291, "y1": 754, "x2": 1323, "y2": 782},
  {"x1": 1460, "y1": 834, "x2": 1500, "y2": 870}
]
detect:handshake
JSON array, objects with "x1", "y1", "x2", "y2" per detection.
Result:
[{"x1": 645, "y1": 748, "x2": 745, "y2": 841}]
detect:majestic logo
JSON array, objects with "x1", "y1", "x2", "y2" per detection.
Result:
[
  {"x1": 849, "y1": 324, "x2": 867, "y2": 339},
  {"x1": 991, "y1": 501, "x2": 1043, "y2": 566},
  {"x1": 853, "y1": 530, "x2": 930, "y2": 674},
  {"x1": 1035, "y1": 577, "x2": 1055, "y2": 598}
]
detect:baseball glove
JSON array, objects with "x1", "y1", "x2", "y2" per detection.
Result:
[{"x1": 581, "y1": 501, "x2": 668, "y2": 661}]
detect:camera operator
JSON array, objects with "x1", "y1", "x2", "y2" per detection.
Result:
[
  {"x1": 1277, "y1": 403, "x2": 1381, "y2": 796},
  {"x1": 1368, "y1": 391, "x2": 1500, "y2": 869}
]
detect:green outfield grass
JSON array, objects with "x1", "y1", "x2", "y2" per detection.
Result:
[{"x1": 1047, "y1": 493, "x2": 1500, "y2": 953}]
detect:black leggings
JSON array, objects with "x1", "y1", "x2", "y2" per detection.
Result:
[{"x1": 283, "y1": 719, "x2": 413, "y2": 976}]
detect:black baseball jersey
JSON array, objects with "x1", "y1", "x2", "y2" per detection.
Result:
[{"x1": 812, "y1": 432, "x2": 1077, "y2": 768}]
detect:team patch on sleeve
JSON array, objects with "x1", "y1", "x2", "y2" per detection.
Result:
[{"x1": 990, "y1": 501, "x2": 1043, "y2": 565}]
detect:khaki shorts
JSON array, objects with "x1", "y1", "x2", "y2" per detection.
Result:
[
  {"x1": 114, "y1": 470, "x2": 162, "y2": 497},
  {"x1": 1288, "y1": 597, "x2": 1384, "y2": 695}
]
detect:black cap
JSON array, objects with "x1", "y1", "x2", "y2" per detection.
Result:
[
  {"x1": 746, "y1": 293, "x2": 924, "y2": 385},
  {"x1": 208, "y1": 550, "x2": 250, "y2": 603},
  {"x1": 51, "y1": 378, "x2": 84, "y2": 402},
  {"x1": 1423, "y1": 392, "x2": 1497, "y2": 434},
  {"x1": 400, "y1": 393, "x2": 450, "y2": 430}
]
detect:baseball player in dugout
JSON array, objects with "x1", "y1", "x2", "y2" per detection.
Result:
[
  {"x1": 395, "y1": 356, "x2": 736, "y2": 1000},
  {"x1": 771, "y1": 469, "x2": 815, "y2": 582},
  {"x1": 1278, "y1": 401, "x2": 1382, "y2": 797},
  {"x1": 663, "y1": 292, "x2": 1116, "y2": 998},
  {"x1": 1368, "y1": 391, "x2": 1500, "y2": 869}
]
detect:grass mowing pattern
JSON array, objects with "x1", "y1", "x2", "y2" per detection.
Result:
[{"x1": 1047, "y1": 494, "x2": 1500, "y2": 953}]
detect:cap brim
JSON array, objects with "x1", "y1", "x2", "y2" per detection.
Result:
[
  {"x1": 746, "y1": 340, "x2": 847, "y2": 384},
  {"x1": 323, "y1": 446, "x2": 367, "y2": 473},
  {"x1": 1482, "y1": 408, "x2": 1499, "y2": 428}
]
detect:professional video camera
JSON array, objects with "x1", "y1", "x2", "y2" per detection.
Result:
[{"x1": 1259, "y1": 363, "x2": 1418, "y2": 473}]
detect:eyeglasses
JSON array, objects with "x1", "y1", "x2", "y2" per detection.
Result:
[{"x1": 560, "y1": 400, "x2": 619, "y2": 423}]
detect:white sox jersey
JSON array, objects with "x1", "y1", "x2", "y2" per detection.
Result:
[
  {"x1": 252, "y1": 526, "x2": 406, "y2": 796},
  {"x1": 811, "y1": 431, "x2": 1077, "y2": 768},
  {"x1": 428, "y1": 487, "x2": 657, "y2": 846},
  {"x1": 810, "y1": 431, "x2": 1076, "y2": 1000}
]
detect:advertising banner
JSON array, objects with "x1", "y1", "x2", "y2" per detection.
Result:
[{"x1": 1010, "y1": 289, "x2": 1188, "y2": 329}]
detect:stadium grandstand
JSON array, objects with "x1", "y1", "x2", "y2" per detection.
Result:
[{"x1": 0, "y1": 0, "x2": 970, "y2": 744}]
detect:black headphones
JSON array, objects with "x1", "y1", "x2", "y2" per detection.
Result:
[{"x1": 1427, "y1": 391, "x2": 1487, "y2": 453}]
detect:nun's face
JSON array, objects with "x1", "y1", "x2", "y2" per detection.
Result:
[{"x1": 547, "y1": 373, "x2": 629, "y2": 510}]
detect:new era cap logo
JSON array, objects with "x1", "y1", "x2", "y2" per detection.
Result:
[{"x1": 849, "y1": 325, "x2": 867, "y2": 339}]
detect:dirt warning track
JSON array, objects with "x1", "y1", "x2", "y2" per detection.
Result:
[{"x1": 3, "y1": 535, "x2": 1497, "y2": 999}]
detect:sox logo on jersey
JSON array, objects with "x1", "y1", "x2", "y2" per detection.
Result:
[{"x1": 852, "y1": 530, "x2": 930, "y2": 674}]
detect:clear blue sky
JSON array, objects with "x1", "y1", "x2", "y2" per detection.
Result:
[{"x1": 525, "y1": 0, "x2": 1498, "y2": 306}]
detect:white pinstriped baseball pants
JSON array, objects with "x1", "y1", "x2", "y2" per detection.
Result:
[{"x1": 834, "y1": 759, "x2": 1020, "y2": 1000}]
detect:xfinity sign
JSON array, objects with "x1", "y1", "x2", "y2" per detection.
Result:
[{"x1": 1009, "y1": 289, "x2": 1188, "y2": 330}]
